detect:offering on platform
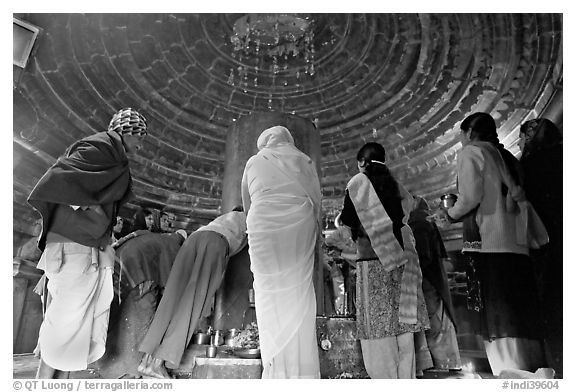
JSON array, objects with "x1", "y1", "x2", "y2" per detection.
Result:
[
  {"x1": 231, "y1": 322, "x2": 261, "y2": 359},
  {"x1": 231, "y1": 322, "x2": 259, "y2": 349}
]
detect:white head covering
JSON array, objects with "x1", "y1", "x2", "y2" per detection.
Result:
[
  {"x1": 255, "y1": 125, "x2": 322, "y2": 219},
  {"x1": 257, "y1": 125, "x2": 295, "y2": 150}
]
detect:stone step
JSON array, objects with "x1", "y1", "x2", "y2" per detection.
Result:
[{"x1": 169, "y1": 344, "x2": 262, "y2": 379}]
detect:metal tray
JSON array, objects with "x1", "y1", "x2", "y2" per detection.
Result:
[{"x1": 233, "y1": 348, "x2": 261, "y2": 359}]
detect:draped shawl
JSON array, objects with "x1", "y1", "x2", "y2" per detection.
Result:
[
  {"x1": 28, "y1": 131, "x2": 133, "y2": 250},
  {"x1": 346, "y1": 173, "x2": 421, "y2": 324}
]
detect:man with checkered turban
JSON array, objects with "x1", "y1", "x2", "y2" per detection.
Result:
[{"x1": 28, "y1": 108, "x2": 148, "y2": 378}]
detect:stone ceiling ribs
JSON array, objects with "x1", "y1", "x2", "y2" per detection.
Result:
[{"x1": 13, "y1": 13, "x2": 562, "y2": 231}]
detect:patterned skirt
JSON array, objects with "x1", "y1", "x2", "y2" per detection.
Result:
[{"x1": 356, "y1": 259, "x2": 429, "y2": 340}]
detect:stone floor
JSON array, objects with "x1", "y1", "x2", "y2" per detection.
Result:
[{"x1": 13, "y1": 351, "x2": 495, "y2": 380}]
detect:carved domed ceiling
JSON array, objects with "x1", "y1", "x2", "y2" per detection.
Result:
[{"x1": 13, "y1": 13, "x2": 562, "y2": 232}]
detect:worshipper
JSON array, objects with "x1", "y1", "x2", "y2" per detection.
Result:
[
  {"x1": 519, "y1": 118, "x2": 563, "y2": 375},
  {"x1": 131, "y1": 208, "x2": 149, "y2": 232},
  {"x1": 324, "y1": 222, "x2": 358, "y2": 316},
  {"x1": 337, "y1": 142, "x2": 429, "y2": 379},
  {"x1": 96, "y1": 229, "x2": 187, "y2": 379},
  {"x1": 432, "y1": 112, "x2": 548, "y2": 376},
  {"x1": 159, "y1": 211, "x2": 171, "y2": 232},
  {"x1": 15, "y1": 217, "x2": 43, "y2": 263},
  {"x1": 15, "y1": 217, "x2": 45, "y2": 305},
  {"x1": 112, "y1": 216, "x2": 126, "y2": 240},
  {"x1": 145, "y1": 208, "x2": 166, "y2": 233},
  {"x1": 28, "y1": 108, "x2": 148, "y2": 379},
  {"x1": 138, "y1": 206, "x2": 247, "y2": 379},
  {"x1": 111, "y1": 229, "x2": 188, "y2": 301},
  {"x1": 143, "y1": 209, "x2": 156, "y2": 231},
  {"x1": 241, "y1": 125, "x2": 321, "y2": 379},
  {"x1": 131, "y1": 208, "x2": 162, "y2": 233},
  {"x1": 325, "y1": 217, "x2": 357, "y2": 260},
  {"x1": 408, "y1": 196, "x2": 462, "y2": 373}
]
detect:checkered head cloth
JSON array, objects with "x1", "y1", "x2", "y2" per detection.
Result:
[{"x1": 108, "y1": 108, "x2": 148, "y2": 136}]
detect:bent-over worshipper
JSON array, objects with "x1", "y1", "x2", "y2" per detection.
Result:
[
  {"x1": 28, "y1": 108, "x2": 148, "y2": 379},
  {"x1": 95, "y1": 229, "x2": 187, "y2": 379},
  {"x1": 138, "y1": 207, "x2": 247, "y2": 379}
]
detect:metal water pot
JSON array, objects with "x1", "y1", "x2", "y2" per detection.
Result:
[{"x1": 440, "y1": 193, "x2": 457, "y2": 209}]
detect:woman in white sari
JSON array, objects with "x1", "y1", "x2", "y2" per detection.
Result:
[{"x1": 241, "y1": 125, "x2": 321, "y2": 379}]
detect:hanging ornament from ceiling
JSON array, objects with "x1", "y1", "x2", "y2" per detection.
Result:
[{"x1": 227, "y1": 13, "x2": 316, "y2": 90}]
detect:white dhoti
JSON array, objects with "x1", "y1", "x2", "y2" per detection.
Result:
[
  {"x1": 36, "y1": 242, "x2": 114, "y2": 371},
  {"x1": 248, "y1": 197, "x2": 321, "y2": 379}
]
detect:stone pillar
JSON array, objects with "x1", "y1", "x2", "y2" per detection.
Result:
[
  {"x1": 214, "y1": 112, "x2": 323, "y2": 330},
  {"x1": 541, "y1": 86, "x2": 563, "y2": 130},
  {"x1": 13, "y1": 258, "x2": 43, "y2": 353}
]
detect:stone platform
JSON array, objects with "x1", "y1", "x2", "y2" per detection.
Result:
[
  {"x1": 316, "y1": 316, "x2": 368, "y2": 378},
  {"x1": 166, "y1": 316, "x2": 368, "y2": 379},
  {"x1": 170, "y1": 344, "x2": 262, "y2": 379}
]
